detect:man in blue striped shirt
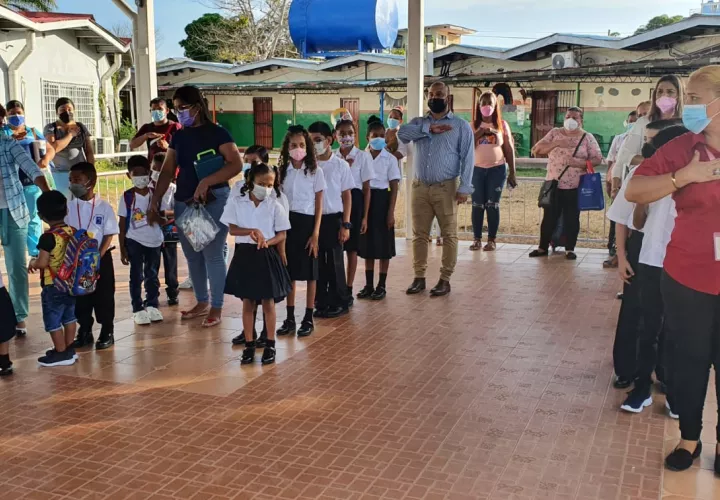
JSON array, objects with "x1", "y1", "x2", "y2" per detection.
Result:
[{"x1": 399, "y1": 82, "x2": 475, "y2": 297}]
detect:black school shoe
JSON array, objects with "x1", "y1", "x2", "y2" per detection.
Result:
[
  {"x1": 232, "y1": 330, "x2": 257, "y2": 346},
  {"x1": 297, "y1": 319, "x2": 314, "y2": 337},
  {"x1": 72, "y1": 330, "x2": 95, "y2": 349},
  {"x1": 277, "y1": 319, "x2": 296, "y2": 336},
  {"x1": 256, "y1": 329, "x2": 269, "y2": 348},
  {"x1": 168, "y1": 296, "x2": 179, "y2": 306},
  {"x1": 613, "y1": 375, "x2": 633, "y2": 389},
  {"x1": 261, "y1": 346, "x2": 276, "y2": 365},
  {"x1": 357, "y1": 286, "x2": 374, "y2": 299},
  {"x1": 325, "y1": 305, "x2": 346, "y2": 318},
  {"x1": 0, "y1": 362, "x2": 12, "y2": 376},
  {"x1": 666, "y1": 441, "x2": 702, "y2": 471},
  {"x1": 370, "y1": 286, "x2": 387, "y2": 301},
  {"x1": 313, "y1": 307, "x2": 328, "y2": 318},
  {"x1": 95, "y1": 331, "x2": 115, "y2": 350},
  {"x1": 241, "y1": 345, "x2": 255, "y2": 365}
]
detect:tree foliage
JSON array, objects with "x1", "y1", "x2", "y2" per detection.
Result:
[
  {"x1": 2, "y1": 0, "x2": 56, "y2": 11},
  {"x1": 634, "y1": 14, "x2": 685, "y2": 35}
]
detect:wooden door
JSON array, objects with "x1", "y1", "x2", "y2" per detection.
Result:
[
  {"x1": 530, "y1": 91, "x2": 558, "y2": 156},
  {"x1": 340, "y1": 98, "x2": 360, "y2": 146},
  {"x1": 253, "y1": 97, "x2": 273, "y2": 149}
]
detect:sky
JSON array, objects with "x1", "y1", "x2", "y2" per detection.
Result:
[{"x1": 54, "y1": 0, "x2": 702, "y2": 60}]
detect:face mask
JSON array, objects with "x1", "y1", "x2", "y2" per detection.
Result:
[
  {"x1": 314, "y1": 141, "x2": 328, "y2": 156},
  {"x1": 132, "y1": 176, "x2": 150, "y2": 189},
  {"x1": 177, "y1": 108, "x2": 196, "y2": 127},
  {"x1": 59, "y1": 111, "x2": 73, "y2": 124},
  {"x1": 641, "y1": 142, "x2": 656, "y2": 159},
  {"x1": 252, "y1": 184, "x2": 272, "y2": 201},
  {"x1": 339, "y1": 135, "x2": 355, "y2": 147},
  {"x1": 242, "y1": 163, "x2": 252, "y2": 173},
  {"x1": 656, "y1": 96, "x2": 677, "y2": 114},
  {"x1": 564, "y1": 118, "x2": 579, "y2": 132},
  {"x1": 369, "y1": 137, "x2": 387, "y2": 151},
  {"x1": 682, "y1": 98, "x2": 720, "y2": 134},
  {"x1": 8, "y1": 115, "x2": 24, "y2": 128},
  {"x1": 151, "y1": 170, "x2": 160, "y2": 182},
  {"x1": 151, "y1": 109, "x2": 166, "y2": 122},
  {"x1": 480, "y1": 105, "x2": 494, "y2": 118},
  {"x1": 428, "y1": 98, "x2": 447, "y2": 114},
  {"x1": 387, "y1": 118, "x2": 400, "y2": 129},
  {"x1": 289, "y1": 148, "x2": 307, "y2": 162},
  {"x1": 626, "y1": 121, "x2": 634, "y2": 132},
  {"x1": 69, "y1": 183, "x2": 88, "y2": 198}
]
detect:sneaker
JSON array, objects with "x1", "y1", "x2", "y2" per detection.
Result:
[
  {"x1": 133, "y1": 310, "x2": 151, "y2": 325},
  {"x1": 67, "y1": 347, "x2": 78, "y2": 360},
  {"x1": 38, "y1": 349, "x2": 75, "y2": 367},
  {"x1": 179, "y1": 278, "x2": 193, "y2": 290},
  {"x1": 0, "y1": 362, "x2": 12, "y2": 376},
  {"x1": 147, "y1": 307, "x2": 164, "y2": 323},
  {"x1": 666, "y1": 399, "x2": 679, "y2": 419},
  {"x1": 620, "y1": 387, "x2": 652, "y2": 413}
]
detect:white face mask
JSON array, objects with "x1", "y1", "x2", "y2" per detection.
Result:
[
  {"x1": 132, "y1": 176, "x2": 150, "y2": 189},
  {"x1": 151, "y1": 171, "x2": 160, "y2": 182},
  {"x1": 314, "y1": 141, "x2": 328, "y2": 156},
  {"x1": 563, "y1": 118, "x2": 580, "y2": 132},
  {"x1": 252, "y1": 184, "x2": 272, "y2": 201}
]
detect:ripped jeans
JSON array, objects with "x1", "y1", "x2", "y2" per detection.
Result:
[{"x1": 471, "y1": 164, "x2": 507, "y2": 240}]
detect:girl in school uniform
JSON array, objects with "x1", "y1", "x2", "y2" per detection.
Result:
[
  {"x1": 222, "y1": 163, "x2": 292, "y2": 365},
  {"x1": 276, "y1": 125, "x2": 326, "y2": 337},
  {"x1": 357, "y1": 116, "x2": 401, "y2": 301},
  {"x1": 334, "y1": 118, "x2": 374, "y2": 299}
]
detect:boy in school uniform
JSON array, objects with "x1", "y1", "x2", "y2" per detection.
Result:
[
  {"x1": 29, "y1": 191, "x2": 78, "y2": 367},
  {"x1": 119, "y1": 155, "x2": 170, "y2": 325},
  {"x1": 150, "y1": 153, "x2": 179, "y2": 306},
  {"x1": 66, "y1": 162, "x2": 119, "y2": 350},
  {"x1": 308, "y1": 121, "x2": 354, "y2": 317}
]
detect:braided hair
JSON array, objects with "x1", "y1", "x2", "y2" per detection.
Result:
[
  {"x1": 278, "y1": 124, "x2": 317, "y2": 183},
  {"x1": 239, "y1": 162, "x2": 279, "y2": 198}
]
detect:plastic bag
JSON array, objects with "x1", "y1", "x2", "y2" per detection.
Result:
[{"x1": 176, "y1": 203, "x2": 220, "y2": 252}]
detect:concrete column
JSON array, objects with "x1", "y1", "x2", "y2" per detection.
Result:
[
  {"x1": 405, "y1": 0, "x2": 424, "y2": 238},
  {"x1": 134, "y1": 0, "x2": 157, "y2": 126}
]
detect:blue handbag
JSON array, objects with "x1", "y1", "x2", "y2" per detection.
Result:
[
  {"x1": 194, "y1": 149, "x2": 225, "y2": 180},
  {"x1": 577, "y1": 163, "x2": 605, "y2": 211}
]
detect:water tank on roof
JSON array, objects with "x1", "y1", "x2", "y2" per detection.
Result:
[{"x1": 289, "y1": 0, "x2": 399, "y2": 58}]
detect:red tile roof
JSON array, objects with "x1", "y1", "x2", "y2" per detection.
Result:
[{"x1": 18, "y1": 11, "x2": 95, "y2": 23}]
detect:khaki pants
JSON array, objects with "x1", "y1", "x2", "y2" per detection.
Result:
[{"x1": 411, "y1": 179, "x2": 458, "y2": 281}]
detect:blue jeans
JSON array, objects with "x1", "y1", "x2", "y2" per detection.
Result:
[
  {"x1": 41, "y1": 286, "x2": 76, "y2": 333},
  {"x1": 126, "y1": 239, "x2": 162, "y2": 312},
  {"x1": 24, "y1": 185, "x2": 42, "y2": 257},
  {"x1": 175, "y1": 187, "x2": 230, "y2": 309},
  {"x1": 471, "y1": 165, "x2": 507, "y2": 240},
  {"x1": 0, "y1": 209, "x2": 28, "y2": 322}
]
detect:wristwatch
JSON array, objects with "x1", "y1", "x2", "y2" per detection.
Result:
[{"x1": 342, "y1": 222, "x2": 352, "y2": 229}]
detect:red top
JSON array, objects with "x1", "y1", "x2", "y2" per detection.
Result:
[
  {"x1": 635, "y1": 131, "x2": 720, "y2": 295},
  {"x1": 133, "y1": 120, "x2": 182, "y2": 162}
]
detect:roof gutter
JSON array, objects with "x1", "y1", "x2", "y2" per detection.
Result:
[{"x1": 8, "y1": 31, "x2": 36, "y2": 102}]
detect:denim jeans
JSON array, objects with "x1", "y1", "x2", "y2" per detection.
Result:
[
  {"x1": 41, "y1": 286, "x2": 76, "y2": 333},
  {"x1": 0, "y1": 209, "x2": 28, "y2": 322},
  {"x1": 24, "y1": 185, "x2": 42, "y2": 257},
  {"x1": 471, "y1": 165, "x2": 507, "y2": 240},
  {"x1": 162, "y1": 242, "x2": 179, "y2": 300},
  {"x1": 126, "y1": 239, "x2": 162, "y2": 312},
  {"x1": 174, "y1": 187, "x2": 230, "y2": 309}
]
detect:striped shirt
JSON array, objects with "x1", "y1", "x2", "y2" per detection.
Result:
[
  {"x1": 398, "y1": 111, "x2": 475, "y2": 194},
  {"x1": 0, "y1": 136, "x2": 43, "y2": 228}
]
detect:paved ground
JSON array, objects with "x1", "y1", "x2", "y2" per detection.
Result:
[{"x1": 0, "y1": 241, "x2": 717, "y2": 499}]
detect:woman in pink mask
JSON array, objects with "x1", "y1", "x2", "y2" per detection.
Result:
[{"x1": 469, "y1": 92, "x2": 517, "y2": 251}]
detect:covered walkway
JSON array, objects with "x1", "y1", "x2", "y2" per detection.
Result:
[{"x1": 0, "y1": 243, "x2": 710, "y2": 499}]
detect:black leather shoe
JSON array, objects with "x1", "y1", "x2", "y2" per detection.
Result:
[
  {"x1": 430, "y1": 279, "x2": 451, "y2": 297},
  {"x1": 95, "y1": 331, "x2": 115, "y2": 350},
  {"x1": 357, "y1": 286, "x2": 374, "y2": 299},
  {"x1": 313, "y1": 307, "x2": 328, "y2": 318},
  {"x1": 370, "y1": 286, "x2": 387, "y2": 301},
  {"x1": 666, "y1": 441, "x2": 702, "y2": 471},
  {"x1": 277, "y1": 319, "x2": 296, "y2": 336},
  {"x1": 241, "y1": 346, "x2": 256, "y2": 365},
  {"x1": 256, "y1": 330, "x2": 268, "y2": 348},
  {"x1": 613, "y1": 376, "x2": 633, "y2": 389},
  {"x1": 325, "y1": 306, "x2": 345, "y2": 318},
  {"x1": 72, "y1": 330, "x2": 94, "y2": 349},
  {"x1": 261, "y1": 347, "x2": 276, "y2": 365},
  {"x1": 232, "y1": 330, "x2": 257, "y2": 346},
  {"x1": 297, "y1": 320, "x2": 314, "y2": 337},
  {"x1": 0, "y1": 363, "x2": 13, "y2": 377},
  {"x1": 168, "y1": 296, "x2": 179, "y2": 306},
  {"x1": 406, "y1": 278, "x2": 426, "y2": 295}
]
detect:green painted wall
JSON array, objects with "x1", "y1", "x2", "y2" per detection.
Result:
[{"x1": 216, "y1": 113, "x2": 253, "y2": 145}]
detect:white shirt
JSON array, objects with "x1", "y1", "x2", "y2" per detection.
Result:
[
  {"x1": 334, "y1": 147, "x2": 375, "y2": 189},
  {"x1": 639, "y1": 195, "x2": 676, "y2": 268},
  {"x1": 66, "y1": 195, "x2": 119, "y2": 243},
  {"x1": 0, "y1": 270, "x2": 5, "y2": 288},
  {"x1": 319, "y1": 155, "x2": 354, "y2": 215},
  {"x1": 607, "y1": 167, "x2": 639, "y2": 231},
  {"x1": 118, "y1": 190, "x2": 171, "y2": 248},
  {"x1": 368, "y1": 148, "x2": 402, "y2": 189},
  {"x1": 613, "y1": 116, "x2": 648, "y2": 181},
  {"x1": 606, "y1": 132, "x2": 627, "y2": 165},
  {"x1": 220, "y1": 194, "x2": 291, "y2": 244},
  {"x1": 282, "y1": 164, "x2": 326, "y2": 216}
]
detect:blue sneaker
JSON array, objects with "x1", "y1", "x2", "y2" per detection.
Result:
[
  {"x1": 620, "y1": 387, "x2": 652, "y2": 413},
  {"x1": 38, "y1": 349, "x2": 75, "y2": 367}
]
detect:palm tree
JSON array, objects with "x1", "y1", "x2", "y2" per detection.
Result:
[{"x1": 2, "y1": 0, "x2": 57, "y2": 12}]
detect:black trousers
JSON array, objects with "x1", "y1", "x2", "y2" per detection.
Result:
[
  {"x1": 539, "y1": 188, "x2": 580, "y2": 251},
  {"x1": 636, "y1": 263, "x2": 667, "y2": 389},
  {"x1": 662, "y1": 272, "x2": 720, "y2": 441},
  {"x1": 608, "y1": 220, "x2": 616, "y2": 255},
  {"x1": 612, "y1": 231, "x2": 644, "y2": 380},
  {"x1": 76, "y1": 250, "x2": 115, "y2": 334},
  {"x1": 162, "y1": 242, "x2": 179, "y2": 300},
  {"x1": 316, "y1": 213, "x2": 350, "y2": 309}
]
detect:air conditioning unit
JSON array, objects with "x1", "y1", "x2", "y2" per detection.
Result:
[
  {"x1": 552, "y1": 52, "x2": 576, "y2": 70},
  {"x1": 93, "y1": 137, "x2": 115, "y2": 155}
]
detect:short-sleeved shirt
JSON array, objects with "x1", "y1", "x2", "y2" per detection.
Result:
[
  {"x1": 541, "y1": 129, "x2": 603, "y2": 190},
  {"x1": 369, "y1": 148, "x2": 402, "y2": 190},
  {"x1": 220, "y1": 194, "x2": 291, "y2": 244},
  {"x1": 334, "y1": 147, "x2": 374, "y2": 189},
  {"x1": 606, "y1": 132, "x2": 627, "y2": 165},
  {"x1": 607, "y1": 167, "x2": 639, "y2": 230},
  {"x1": 319, "y1": 155, "x2": 354, "y2": 214},
  {"x1": 43, "y1": 122, "x2": 90, "y2": 172},
  {"x1": 2, "y1": 126, "x2": 45, "y2": 186},
  {"x1": 118, "y1": 190, "x2": 171, "y2": 248},
  {"x1": 37, "y1": 225, "x2": 73, "y2": 287},
  {"x1": 65, "y1": 195, "x2": 119, "y2": 243},
  {"x1": 474, "y1": 120, "x2": 512, "y2": 168},
  {"x1": 169, "y1": 123, "x2": 235, "y2": 202},
  {"x1": 282, "y1": 164, "x2": 326, "y2": 216},
  {"x1": 639, "y1": 194, "x2": 676, "y2": 268},
  {"x1": 133, "y1": 120, "x2": 182, "y2": 161},
  {"x1": 634, "y1": 131, "x2": 720, "y2": 294}
]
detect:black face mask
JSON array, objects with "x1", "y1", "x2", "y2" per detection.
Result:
[
  {"x1": 641, "y1": 142, "x2": 656, "y2": 159},
  {"x1": 428, "y1": 98, "x2": 447, "y2": 114},
  {"x1": 59, "y1": 111, "x2": 72, "y2": 124}
]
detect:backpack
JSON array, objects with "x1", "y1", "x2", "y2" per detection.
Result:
[{"x1": 49, "y1": 227, "x2": 101, "y2": 296}]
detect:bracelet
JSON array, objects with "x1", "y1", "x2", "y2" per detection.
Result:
[{"x1": 670, "y1": 171, "x2": 679, "y2": 191}]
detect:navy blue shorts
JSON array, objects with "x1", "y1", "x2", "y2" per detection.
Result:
[{"x1": 41, "y1": 286, "x2": 76, "y2": 333}]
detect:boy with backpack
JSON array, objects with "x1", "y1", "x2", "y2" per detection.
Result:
[
  {"x1": 119, "y1": 155, "x2": 171, "y2": 325},
  {"x1": 66, "y1": 162, "x2": 119, "y2": 350}
]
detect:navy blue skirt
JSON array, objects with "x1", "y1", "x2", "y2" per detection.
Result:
[
  {"x1": 358, "y1": 189, "x2": 396, "y2": 260},
  {"x1": 224, "y1": 244, "x2": 291, "y2": 302}
]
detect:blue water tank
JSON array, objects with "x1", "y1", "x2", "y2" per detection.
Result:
[{"x1": 289, "y1": 0, "x2": 399, "y2": 57}]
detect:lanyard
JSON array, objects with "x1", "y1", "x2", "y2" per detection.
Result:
[{"x1": 77, "y1": 197, "x2": 96, "y2": 230}]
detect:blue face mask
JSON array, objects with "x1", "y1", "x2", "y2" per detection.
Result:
[
  {"x1": 8, "y1": 115, "x2": 24, "y2": 128},
  {"x1": 625, "y1": 121, "x2": 634, "y2": 132},
  {"x1": 369, "y1": 137, "x2": 386, "y2": 151},
  {"x1": 683, "y1": 97, "x2": 720, "y2": 134},
  {"x1": 151, "y1": 109, "x2": 166, "y2": 122},
  {"x1": 387, "y1": 118, "x2": 400, "y2": 129}
]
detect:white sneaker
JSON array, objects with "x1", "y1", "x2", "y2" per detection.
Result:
[
  {"x1": 146, "y1": 307, "x2": 164, "y2": 323},
  {"x1": 666, "y1": 400, "x2": 679, "y2": 419},
  {"x1": 179, "y1": 278, "x2": 193, "y2": 290},
  {"x1": 133, "y1": 310, "x2": 151, "y2": 325}
]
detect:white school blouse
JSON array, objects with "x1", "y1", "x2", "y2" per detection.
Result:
[
  {"x1": 319, "y1": 155, "x2": 354, "y2": 215},
  {"x1": 220, "y1": 194, "x2": 291, "y2": 244},
  {"x1": 282, "y1": 163, "x2": 326, "y2": 215},
  {"x1": 638, "y1": 195, "x2": 676, "y2": 268},
  {"x1": 334, "y1": 146, "x2": 375, "y2": 189},
  {"x1": 607, "y1": 167, "x2": 639, "y2": 231},
  {"x1": 368, "y1": 148, "x2": 402, "y2": 190}
]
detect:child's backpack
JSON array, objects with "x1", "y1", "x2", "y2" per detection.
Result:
[{"x1": 49, "y1": 227, "x2": 100, "y2": 296}]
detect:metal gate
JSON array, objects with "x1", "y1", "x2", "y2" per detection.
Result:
[{"x1": 253, "y1": 97, "x2": 273, "y2": 149}]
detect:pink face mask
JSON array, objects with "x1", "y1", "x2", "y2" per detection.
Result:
[
  {"x1": 480, "y1": 105, "x2": 495, "y2": 117},
  {"x1": 656, "y1": 96, "x2": 677, "y2": 114},
  {"x1": 289, "y1": 148, "x2": 307, "y2": 162}
]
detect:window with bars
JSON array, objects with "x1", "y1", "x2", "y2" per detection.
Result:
[
  {"x1": 42, "y1": 80, "x2": 96, "y2": 136},
  {"x1": 555, "y1": 90, "x2": 578, "y2": 126}
]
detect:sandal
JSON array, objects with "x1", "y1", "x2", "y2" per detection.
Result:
[
  {"x1": 181, "y1": 307, "x2": 209, "y2": 320},
  {"x1": 483, "y1": 240, "x2": 497, "y2": 252},
  {"x1": 202, "y1": 317, "x2": 222, "y2": 328},
  {"x1": 469, "y1": 240, "x2": 482, "y2": 251},
  {"x1": 529, "y1": 249, "x2": 549, "y2": 258}
]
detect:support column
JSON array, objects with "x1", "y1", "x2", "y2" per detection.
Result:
[
  {"x1": 405, "y1": 0, "x2": 424, "y2": 238},
  {"x1": 134, "y1": 0, "x2": 157, "y2": 126}
]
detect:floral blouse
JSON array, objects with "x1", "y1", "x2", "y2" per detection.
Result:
[{"x1": 541, "y1": 128, "x2": 603, "y2": 190}]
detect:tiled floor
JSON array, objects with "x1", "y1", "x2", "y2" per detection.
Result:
[{"x1": 1, "y1": 241, "x2": 718, "y2": 499}]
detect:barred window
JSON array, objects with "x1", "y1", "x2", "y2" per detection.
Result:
[{"x1": 42, "y1": 80, "x2": 96, "y2": 136}]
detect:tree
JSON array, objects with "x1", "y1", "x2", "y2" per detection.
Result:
[
  {"x1": 634, "y1": 14, "x2": 685, "y2": 35},
  {"x1": 607, "y1": 30, "x2": 621, "y2": 37},
  {"x1": 2, "y1": 0, "x2": 56, "y2": 10}
]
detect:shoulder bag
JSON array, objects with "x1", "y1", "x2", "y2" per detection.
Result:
[{"x1": 537, "y1": 133, "x2": 587, "y2": 209}]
